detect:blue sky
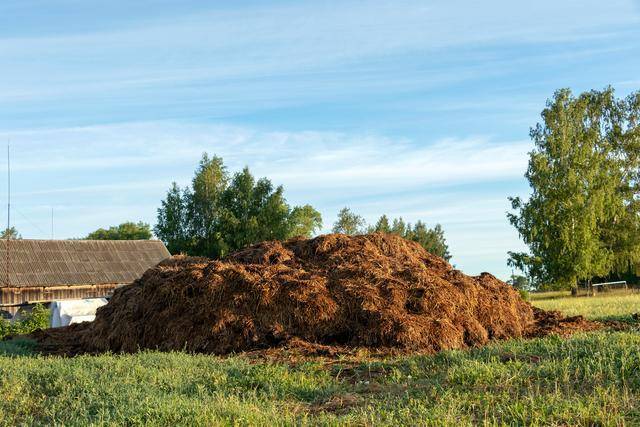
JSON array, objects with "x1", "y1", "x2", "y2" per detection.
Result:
[{"x1": 1, "y1": 0, "x2": 639, "y2": 278}]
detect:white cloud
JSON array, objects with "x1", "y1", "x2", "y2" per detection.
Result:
[
  {"x1": 1, "y1": 0, "x2": 638, "y2": 105},
  {"x1": 4, "y1": 0, "x2": 627, "y2": 278},
  {"x1": 0, "y1": 121, "x2": 529, "y2": 194},
  {"x1": 0, "y1": 121, "x2": 531, "y2": 278}
]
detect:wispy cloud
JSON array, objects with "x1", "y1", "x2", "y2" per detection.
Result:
[
  {"x1": 0, "y1": 0, "x2": 637, "y2": 279},
  {"x1": 1, "y1": 0, "x2": 638, "y2": 109},
  {"x1": 1, "y1": 121, "x2": 529, "y2": 192},
  {"x1": 0, "y1": 121, "x2": 530, "y2": 277}
]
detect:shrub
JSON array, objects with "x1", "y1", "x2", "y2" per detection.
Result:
[{"x1": 0, "y1": 304, "x2": 49, "y2": 340}]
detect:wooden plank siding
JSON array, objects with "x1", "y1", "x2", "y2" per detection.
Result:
[{"x1": 0, "y1": 284, "x2": 121, "y2": 306}]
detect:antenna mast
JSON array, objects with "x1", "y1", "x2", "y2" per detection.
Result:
[
  {"x1": 7, "y1": 142, "x2": 9, "y2": 234},
  {"x1": 5, "y1": 141, "x2": 9, "y2": 288}
]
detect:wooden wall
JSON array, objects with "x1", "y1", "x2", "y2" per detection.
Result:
[{"x1": 0, "y1": 283, "x2": 121, "y2": 311}]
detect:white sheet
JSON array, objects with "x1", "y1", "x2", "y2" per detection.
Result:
[{"x1": 50, "y1": 298, "x2": 108, "y2": 328}]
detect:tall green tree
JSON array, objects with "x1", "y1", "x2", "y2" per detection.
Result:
[
  {"x1": 411, "y1": 222, "x2": 451, "y2": 261},
  {"x1": 371, "y1": 214, "x2": 391, "y2": 233},
  {"x1": 155, "y1": 154, "x2": 322, "y2": 258},
  {"x1": 332, "y1": 207, "x2": 366, "y2": 235},
  {"x1": 187, "y1": 154, "x2": 228, "y2": 257},
  {"x1": 155, "y1": 183, "x2": 189, "y2": 254},
  {"x1": 391, "y1": 217, "x2": 407, "y2": 236},
  {"x1": 374, "y1": 216, "x2": 451, "y2": 260},
  {"x1": 603, "y1": 90, "x2": 640, "y2": 276},
  {"x1": 85, "y1": 222, "x2": 152, "y2": 240},
  {"x1": 218, "y1": 167, "x2": 292, "y2": 251},
  {"x1": 508, "y1": 88, "x2": 640, "y2": 289},
  {"x1": 367, "y1": 213, "x2": 452, "y2": 260}
]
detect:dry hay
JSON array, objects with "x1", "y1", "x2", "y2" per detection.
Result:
[{"x1": 29, "y1": 233, "x2": 600, "y2": 356}]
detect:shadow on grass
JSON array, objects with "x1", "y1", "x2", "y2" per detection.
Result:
[
  {"x1": 598, "y1": 314, "x2": 640, "y2": 324},
  {"x1": 0, "y1": 338, "x2": 38, "y2": 356}
]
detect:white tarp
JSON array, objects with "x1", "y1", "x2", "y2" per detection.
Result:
[{"x1": 50, "y1": 298, "x2": 108, "y2": 328}]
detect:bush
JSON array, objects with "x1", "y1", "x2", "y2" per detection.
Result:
[
  {"x1": 518, "y1": 289, "x2": 530, "y2": 301},
  {"x1": 0, "y1": 304, "x2": 49, "y2": 340}
]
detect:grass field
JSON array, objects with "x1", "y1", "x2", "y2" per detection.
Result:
[
  {"x1": 531, "y1": 290, "x2": 640, "y2": 321},
  {"x1": 0, "y1": 293, "x2": 639, "y2": 426}
]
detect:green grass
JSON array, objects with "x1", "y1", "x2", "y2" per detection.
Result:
[
  {"x1": 0, "y1": 293, "x2": 639, "y2": 425},
  {"x1": 0, "y1": 332, "x2": 639, "y2": 426},
  {"x1": 532, "y1": 290, "x2": 640, "y2": 321},
  {"x1": 529, "y1": 290, "x2": 572, "y2": 301}
]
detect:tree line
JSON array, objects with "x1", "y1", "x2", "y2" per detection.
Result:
[
  {"x1": 332, "y1": 207, "x2": 451, "y2": 261},
  {"x1": 153, "y1": 154, "x2": 322, "y2": 257},
  {"x1": 1, "y1": 153, "x2": 451, "y2": 262},
  {"x1": 509, "y1": 87, "x2": 640, "y2": 290},
  {"x1": 1, "y1": 222, "x2": 153, "y2": 241},
  {"x1": 153, "y1": 155, "x2": 450, "y2": 260},
  {"x1": 8, "y1": 87, "x2": 637, "y2": 291}
]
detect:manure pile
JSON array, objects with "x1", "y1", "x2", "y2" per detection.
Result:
[{"x1": 32, "y1": 233, "x2": 598, "y2": 356}]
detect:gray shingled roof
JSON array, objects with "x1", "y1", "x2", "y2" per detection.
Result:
[{"x1": 0, "y1": 239, "x2": 171, "y2": 288}]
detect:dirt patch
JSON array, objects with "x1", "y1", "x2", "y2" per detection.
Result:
[
  {"x1": 28, "y1": 233, "x2": 603, "y2": 357},
  {"x1": 526, "y1": 307, "x2": 600, "y2": 338},
  {"x1": 309, "y1": 393, "x2": 362, "y2": 414}
]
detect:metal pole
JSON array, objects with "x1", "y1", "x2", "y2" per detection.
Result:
[
  {"x1": 7, "y1": 142, "x2": 9, "y2": 232},
  {"x1": 5, "y1": 142, "x2": 9, "y2": 288}
]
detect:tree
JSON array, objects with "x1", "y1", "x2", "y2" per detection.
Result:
[
  {"x1": 410, "y1": 222, "x2": 451, "y2": 261},
  {"x1": 218, "y1": 167, "x2": 293, "y2": 252},
  {"x1": 602, "y1": 90, "x2": 640, "y2": 276},
  {"x1": 288, "y1": 205, "x2": 323, "y2": 237},
  {"x1": 508, "y1": 88, "x2": 640, "y2": 289},
  {"x1": 155, "y1": 183, "x2": 189, "y2": 254},
  {"x1": 391, "y1": 217, "x2": 407, "y2": 236},
  {"x1": 367, "y1": 212, "x2": 452, "y2": 260},
  {"x1": 507, "y1": 252, "x2": 545, "y2": 289},
  {"x1": 369, "y1": 214, "x2": 391, "y2": 233},
  {"x1": 0, "y1": 227, "x2": 20, "y2": 239},
  {"x1": 187, "y1": 154, "x2": 229, "y2": 257},
  {"x1": 86, "y1": 222, "x2": 152, "y2": 240},
  {"x1": 155, "y1": 154, "x2": 322, "y2": 258},
  {"x1": 332, "y1": 207, "x2": 366, "y2": 235},
  {"x1": 507, "y1": 274, "x2": 529, "y2": 291}
]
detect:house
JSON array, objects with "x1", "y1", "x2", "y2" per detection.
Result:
[{"x1": 0, "y1": 239, "x2": 170, "y2": 314}]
